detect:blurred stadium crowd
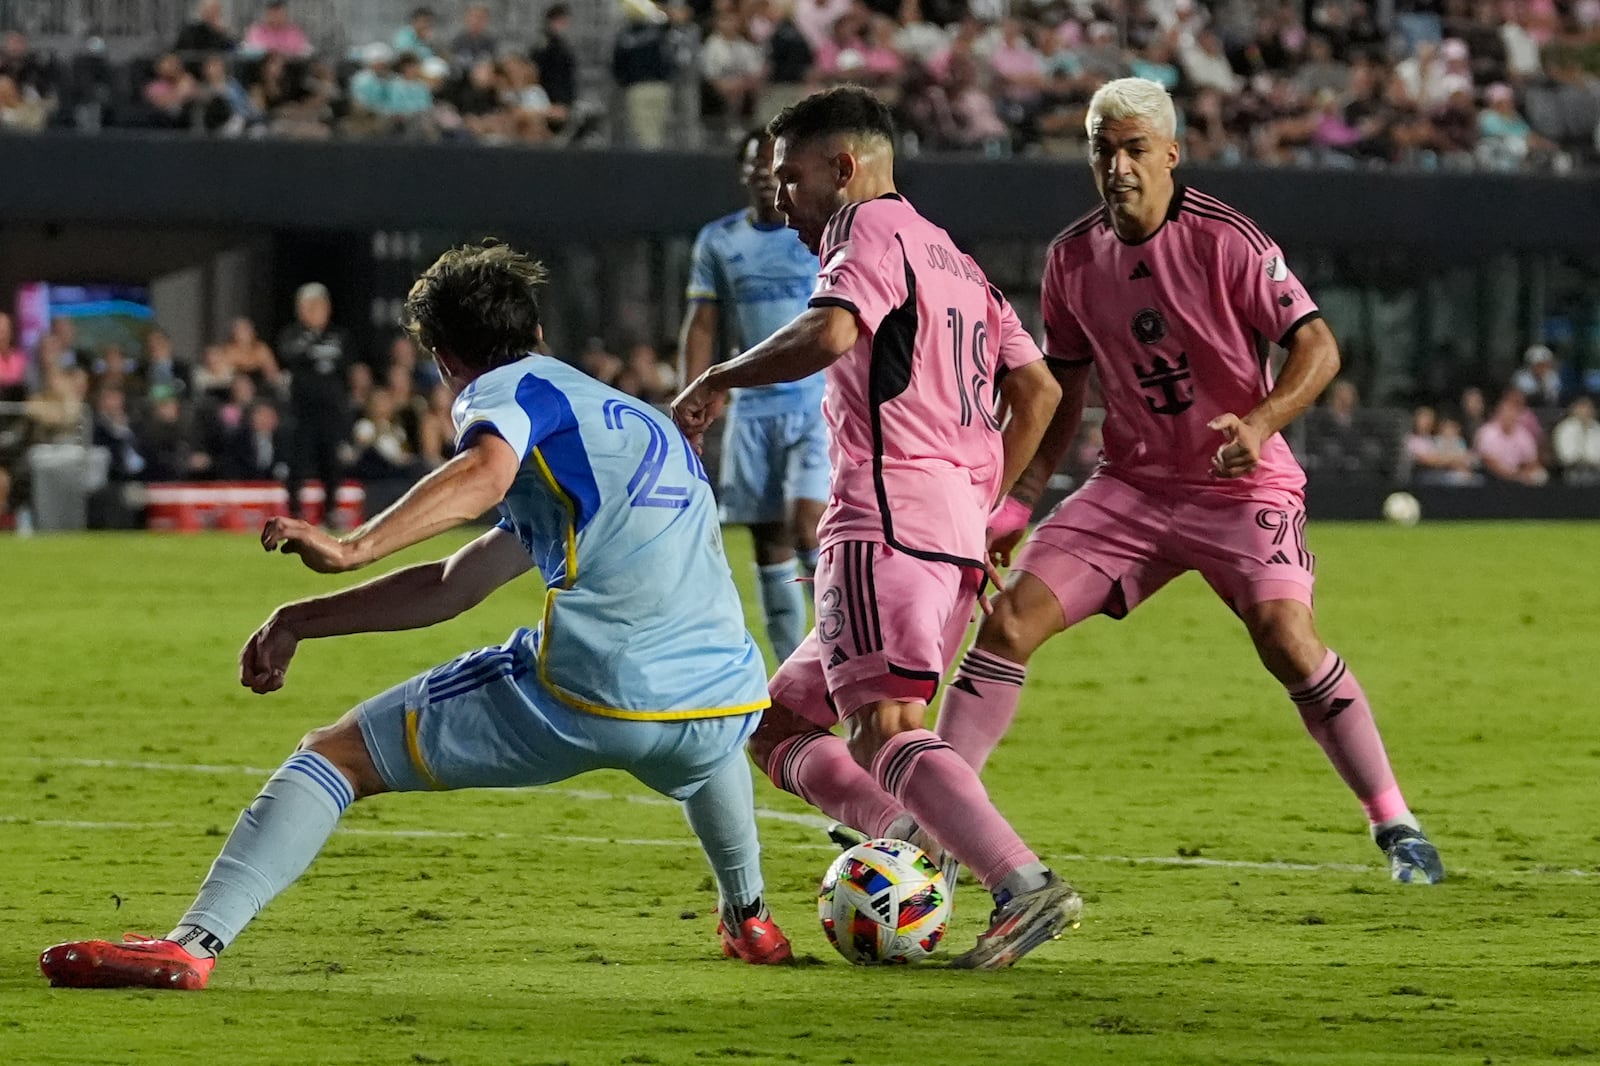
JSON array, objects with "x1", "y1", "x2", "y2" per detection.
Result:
[
  {"x1": 1, "y1": 0, "x2": 1599, "y2": 169},
  {"x1": 2, "y1": 293, "x2": 1597, "y2": 531}
]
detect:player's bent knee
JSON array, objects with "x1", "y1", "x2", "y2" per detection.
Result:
[
  {"x1": 1243, "y1": 599, "x2": 1324, "y2": 681},
  {"x1": 747, "y1": 703, "x2": 817, "y2": 779},
  {"x1": 299, "y1": 718, "x2": 388, "y2": 801},
  {"x1": 975, "y1": 589, "x2": 1056, "y2": 663},
  {"x1": 844, "y1": 701, "x2": 927, "y2": 769}
]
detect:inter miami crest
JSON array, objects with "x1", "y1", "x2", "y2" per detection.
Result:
[{"x1": 1131, "y1": 307, "x2": 1167, "y2": 345}]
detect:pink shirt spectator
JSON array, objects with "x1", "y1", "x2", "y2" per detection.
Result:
[
  {"x1": 989, "y1": 35, "x2": 1045, "y2": 101},
  {"x1": 1473, "y1": 420, "x2": 1539, "y2": 474},
  {"x1": 1042, "y1": 185, "x2": 1321, "y2": 497},
  {"x1": 793, "y1": 0, "x2": 853, "y2": 53},
  {"x1": 0, "y1": 345, "x2": 27, "y2": 389},
  {"x1": 808, "y1": 194, "x2": 1043, "y2": 566},
  {"x1": 243, "y1": 21, "x2": 312, "y2": 57}
]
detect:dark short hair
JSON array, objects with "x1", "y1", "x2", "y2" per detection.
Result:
[
  {"x1": 403, "y1": 240, "x2": 548, "y2": 372},
  {"x1": 546, "y1": 3, "x2": 570, "y2": 22},
  {"x1": 735, "y1": 126, "x2": 770, "y2": 164},
  {"x1": 767, "y1": 86, "x2": 896, "y2": 149},
  {"x1": 411, "y1": 6, "x2": 434, "y2": 20}
]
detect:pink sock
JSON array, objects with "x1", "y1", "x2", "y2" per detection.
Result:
[
  {"x1": 937, "y1": 648, "x2": 1026, "y2": 772},
  {"x1": 1289, "y1": 650, "x2": 1409, "y2": 825},
  {"x1": 766, "y1": 730, "x2": 906, "y2": 837},
  {"x1": 872, "y1": 729, "x2": 1039, "y2": 892}
]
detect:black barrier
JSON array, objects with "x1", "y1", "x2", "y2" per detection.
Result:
[{"x1": 5, "y1": 132, "x2": 1600, "y2": 252}]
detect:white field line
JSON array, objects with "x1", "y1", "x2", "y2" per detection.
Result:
[{"x1": 11, "y1": 756, "x2": 1598, "y2": 879}]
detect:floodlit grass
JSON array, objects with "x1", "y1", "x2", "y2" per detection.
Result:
[{"x1": 1, "y1": 522, "x2": 1597, "y2": 1064}]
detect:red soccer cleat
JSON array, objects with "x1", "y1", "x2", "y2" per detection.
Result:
[
  {"x1": 40, "y1": 934, "x2": 215, "y2": 991},
  {"x1": 718, "y1": 910, "x2": 793, "y2": 965}
]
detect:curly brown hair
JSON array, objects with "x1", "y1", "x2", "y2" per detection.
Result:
[{"x1": 403, "y1": 240, "x2": 548, "y2": 372}]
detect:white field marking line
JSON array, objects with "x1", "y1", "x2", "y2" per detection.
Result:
[
  {"x1": 0, "y1": 815, "x2": 833, "y2": 851},
  {"x1": 16, "y1": 756, "x2": 1600, "y2": 879}
]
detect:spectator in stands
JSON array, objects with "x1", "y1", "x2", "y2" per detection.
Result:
[
  {"x1": 221, "y1": 400, "x2": 290, "y2": 480},
  {"x1": 350, "y1": 388, "x2": 427, "y2": 481},
  {"x1": 1459, "y1": 385, "x2": 1487, "y2": 440},
  {"x1": 348, "y1": 43, "x2": 397, "y2": 128},
  {"x1": 137, "y1": 384, "x2": 210, "y2": 480},
  {"x1": 217, "y1": 320, "x2": 276, "y2": 383},
  {"x1": 418, "y1": 381, "x2": 454, "y2": 467},
  {"x1": 761, "y1": 7, "x2": 816, "y2": 120},
  {"x1": 1511, "y1": 343, "x2": 1565, "y2": 407},
  {"x1": 196, "y1": 53, "x2": 261, "y2": 134},
  {"x1": 450, "y1": 4, "x2": 498, "y2": 70},
  {"x1": 1308, "y1": 379, "x2": 1387, "y2": 475},
  {"x1": 1296, "y1": 34, "x2": 1350, "y2": 96},
  {"x1": 1183, "y1": 29, "x2": 1242, "y2": 95},
  {"x1": 1500, "y1": 4, "x2": 1544, "y2": 83},
  {"x1": 946, "y1": 53, "x2": 1009, "y2": 151},
  {"x1": 175, "y1": 0, "x2": 236, "y2": 54},
  {"x1": 0, "y1": 30, "x2": 53, "y2": 99},
  {"x1": 393, "y1": 7, "x2": 438, "y2": 62},
  {"x1": 1405, "y1": 404, "x2": 1481, "y2": 485},
  {"x1": 1474, "y1": 389, "x2": 1549, "y2": 484},
  {"x1": 276, "y1": 282, "x2": 353, "y2": 522},
  {"x1": 532, "y1": 4, "x2": 578, "y2": 122},
  {"x1": 579, "y1": 336, "x2": 623, "y2": 386},
  {"x1": 895, "y1": 0, "x2": 946, "y2": 67},
  {"x1": 91, "y1": 385, "x2": 147, "y2": 482},
  {"x1": 499, "y1": 54, "x2": 556, "y2": 142},
  {"x1": 386, "y1": 53, "x2": 440, "y2": 137},
  {"x1": 0, "y1": 72, "x2": 48, "y2": 132},
  {"x1": 143, "y1": 330, "x2": 186, "y2": 395},
  {"x1": 198, "y1": 371, "x2": 255, "y2": 461},
  {"x1": 613, "y1": 1, "x2": 676, "y2": 149},
  {"x1": 192, "y1": 344, "x2": 237, "y2": 401},
  {"x1": 1478, "y1": 82, "x2": 1555, "y2": 168},
  {"x1": 243, "y1": 0, "x2": 313, "y2": 59},
  {"x1": 450, "y1": 58, "x2": 509, "y2": 140},
  {"x1": 95, "y1": 345, "x2": 136, "y2": 394},
  {"x1": 701, "y1": 10, "x2": 766, "y2": 140},
  {"x1": 1552, "y1": 395, "x2": 1600, "y2": 485},
  {"x1": 794, "y1": 0, "x2": 853, "y2": 54},
  {"x1": 0, "y1": 312, "x2": 29, "y2": 400},
  {"x1": 143, "y1": 53, "x2": 201, "y2": 128},
  {"x1": 614, "y1": 341, "x2": 675, "y2": 403},
  {"x1": 26, "y1": 361, "x2": 87, "y2": 445}
]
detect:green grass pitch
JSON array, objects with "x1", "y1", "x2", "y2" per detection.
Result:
[{"x1": 1, "y1": 522, "x2": 1597, "y2": 1065}]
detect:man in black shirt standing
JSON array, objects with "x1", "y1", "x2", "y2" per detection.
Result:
[
  {"x1": 276, "y1": 283, "x2": 353, "y2": 525},
  {"x1": 175, "y1": 0, "x2": 236, "y2": 54},
  {"x1": 531, "y1": 4, "x2": 576, "y2": 130}
]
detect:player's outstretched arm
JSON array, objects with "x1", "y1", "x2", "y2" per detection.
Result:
[
  {"x1": 1210, "y1": 317, "x2": 1340, "y2": 478},
  {"x1": 261, "y1": 433, "x2": 521, "y2": 573},
  {"x1": 240, "y1": 527, "x2": 532, "y2": 694},
  {"x1": 672, "y1": 305, "x2": 856, "y2": 442}
]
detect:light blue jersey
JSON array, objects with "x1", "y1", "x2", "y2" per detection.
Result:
[
  {"x1": 450, "y1": 356, "x2": 769, "y2": 720},
  {"x1": 687, "y1": 209, "x2": 823, "y2": 419}
]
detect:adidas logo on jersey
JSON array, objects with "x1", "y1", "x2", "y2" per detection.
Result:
[
  {"x1": 828, "y1": 647, "x2": 849, "y2": 668},
  {"x1": 1128, "y1": 260, "x2": 1153, "y2": 280},
  {"x1": 1265, "y1": 550, "x2": 1292, "y2": 565}
]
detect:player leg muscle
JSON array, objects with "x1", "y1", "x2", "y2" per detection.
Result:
[
  {"x1": 299, "y1": 710, "x2": 390, "y2": 800},
  {"x1": 1240, "y1": 598, "x2": 1327, "y2": 685},
  {"x1": 756, "y1": 700, "x2": 912, "y2": 839}
]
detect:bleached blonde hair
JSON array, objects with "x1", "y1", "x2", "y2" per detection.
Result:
[{"x1": 1086, "y1": 77, "x2": 1177, "y2": 140}]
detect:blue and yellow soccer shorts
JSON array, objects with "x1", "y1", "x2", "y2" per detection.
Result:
[
  {"x1": 355, "y1": 633, "x2": 762, "y2": 801},
  {"x1": 718, "y1": 407, "x2": 829, "y2": 526}
]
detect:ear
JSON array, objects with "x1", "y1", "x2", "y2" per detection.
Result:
[
  {"x1": 1166, "y1": 135, "x2": 1181, "y2": 172},
  {"x1": 832, "y1": 150, "x2": 858, "y2": 189}
]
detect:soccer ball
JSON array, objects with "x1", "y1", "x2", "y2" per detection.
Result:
[
  {"x1": 817, "y1": 838, "x2": 951, "y2": 964},
  {"x1": 1382, "y1": 491, "x2": 1422, "y2": 527}
]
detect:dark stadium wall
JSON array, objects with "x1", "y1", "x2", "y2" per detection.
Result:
[{"x1": 5, "y1": 133, "x2": 1600, "y2": 253}]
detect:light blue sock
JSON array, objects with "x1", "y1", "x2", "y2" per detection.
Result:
[
  {"x1": 172, "y1": 750, "x2": 354, "y2": 950},
  {"x1": 757, "y1": 560, "x2": 806, "y2": 663},
  {"x1": 682, "y1": 754, "x2": 764, "y2": 915},
  {"x1": 796, "y1": 546, "x2": 820, "y2": 578}
]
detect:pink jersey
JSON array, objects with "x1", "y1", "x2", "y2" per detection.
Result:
[
  {"x1": 1042, "y1": 184, "x2": 1321, "y2": 496},
  {"x1": 809, "y1": 193, "x2": 1043, "y2": 567}
]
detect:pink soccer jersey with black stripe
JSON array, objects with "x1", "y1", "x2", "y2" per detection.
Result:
[
  {"x1": 1042, "y1": 185, "x2": 1320, "y2": 496},
  {"x1": 808, "y1": 193, "x2": 1044, "y2": 567}
]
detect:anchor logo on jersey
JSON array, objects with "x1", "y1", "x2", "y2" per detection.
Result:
[{"x1": 1134, "y1": 352, "x2": 1194, "y2": 415}]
